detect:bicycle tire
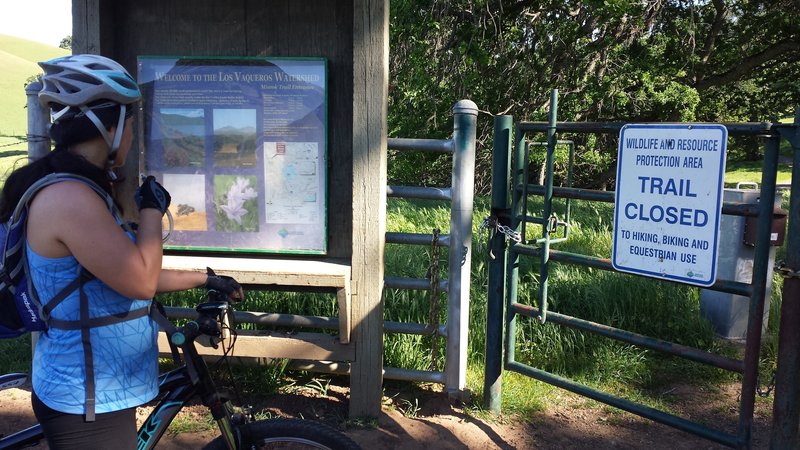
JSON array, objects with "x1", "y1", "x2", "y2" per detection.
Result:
[{"x1": 204, "y1": 418, "x2": 361, "y2": 450}]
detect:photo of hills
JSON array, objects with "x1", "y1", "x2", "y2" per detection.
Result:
[
  {"x1": 212, "y1": 108, "x2": 257, "y2": 168},
  {"x1": 156, "y1": 108, "x2": 206, "y2": 168}
]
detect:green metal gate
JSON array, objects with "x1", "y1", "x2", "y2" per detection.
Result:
[{"x1": 483, "y1": 90, "x2": 798, "y2": 449}]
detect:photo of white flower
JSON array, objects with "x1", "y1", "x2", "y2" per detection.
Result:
[{"x1": 214, "y1": 175, "x2": 259, "y2": 232}]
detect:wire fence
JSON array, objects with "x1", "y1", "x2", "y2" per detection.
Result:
[{"x1": 0, "y1": 135, "x2": 30, "y2": 151}]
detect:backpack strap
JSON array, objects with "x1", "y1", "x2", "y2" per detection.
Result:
[
  {"x1": 37, "y1": 269, "x2": 91, "y2": 321},
  {"x1": 150, "y1": 301, "x2": 183, "y2": 366},
  {"x1": 19, "y1": 173, "x2": 124, "y2": 328},
  {"x1": 45, "y1": 278, "x2": 159, "y2": 422},
  {"x1": 12, "y1": 173, "x2": 119, "y2": 223},
  {"x1": 42, "y1": 269, "x2": 153, "y2": 330},
  {"x1": 78, "y1": 279, "x2": 96, "y2": 421},
  {"x1": 18, "y1": 173, "x2": 136, "y2": 422}
]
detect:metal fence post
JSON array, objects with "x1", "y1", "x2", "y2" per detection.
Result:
[
  {"x1": 24, "y1": 80, "x2": 49, "y2": 357},
  {"x1": 735, "y1": 131, "x2": 780, "y2": 447},
  {"x1": 484, "y1": 115, "x2": 512, "y2": 413},
  {"x1": 25, "y1": 80, "x2": 50, "y2": 161},
  {"x1": 537, "y1": 89, "x2": 558, "y2": 322},
  {"x1": 770, "y1": 110, "x2": 800, "y2": 449},
  {"x1": 506, "y1": 122, "x2": 526, "y2": 369},
  {"x1": 445, "y1": 99, "x2": 478, "y2": 397}
]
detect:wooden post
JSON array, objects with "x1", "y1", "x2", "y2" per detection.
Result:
[
  {"x1": 25, "y1": 81, "x2": 50, "y2": 161},
  {"x1": 72, "y1": 0, "x2": 103, "y2": 55},
  {"x1": 349, "y1": 0, "x2": 388, "y2": 418},
  {"x1": 73, "y1": 0, "x2": 140, "y2": 218},
  {"x1": 72, "y1": 0, "x2": 389, "y2": 418}
]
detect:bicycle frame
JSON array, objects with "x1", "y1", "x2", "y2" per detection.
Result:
[
  {"x1": 138, "y1": 328, "x2": 240, "y2": 450},
  {"x1": 0, "y1": 301, "x2": 242, "y2": 450}
]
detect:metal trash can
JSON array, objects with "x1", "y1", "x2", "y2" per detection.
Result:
[{"x1": 699, "y1": 183, "x2": 786, "y2": 340}]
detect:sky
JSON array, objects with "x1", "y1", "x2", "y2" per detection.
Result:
[{"x1": 0, "y1": 0, "x2": 72, "y2": 47}]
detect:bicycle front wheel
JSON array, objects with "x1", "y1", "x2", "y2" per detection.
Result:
[{"x1": 205, "y1": 418, "x2": 361, "y2": 450}]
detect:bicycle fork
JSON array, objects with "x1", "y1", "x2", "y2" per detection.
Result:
[{"x1": 137, "y1": 365, "x2": 240, "y2": 450}]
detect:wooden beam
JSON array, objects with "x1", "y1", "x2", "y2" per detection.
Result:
[
  {"x1": 349, "y1": 0, "x2": 389, "y2": 419},
  {"x1": 161, "y1": 255, "x2": 352, "y2": 344},
  {"x1": 158, "y1": 330, "x2": 355, "y2": 361}
]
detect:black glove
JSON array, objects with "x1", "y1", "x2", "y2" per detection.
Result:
[
  {"x1": 135, "y1": 175, "x2": 171, "y2": 214},
  {"x1": 204, "y1": 267, "x2": 243, "y2": 301}
]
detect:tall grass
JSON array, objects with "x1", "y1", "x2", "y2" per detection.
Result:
[
  {"x1": 0, "y1": 335, "x2": 33, "y2": 374},
  {"x1": 383, "y1": 192, "x2": 784, "y2": 412},
  {"x1": 0, "y1": 192, "x2": 789, "y2": 417},
  {"x1": 156, "y1": 191, "x2": 786, "y2": 410}
]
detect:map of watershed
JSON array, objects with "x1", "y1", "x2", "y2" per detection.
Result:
[{"x1": 263, "y1": 142, "x2": 320, "y2": 224}]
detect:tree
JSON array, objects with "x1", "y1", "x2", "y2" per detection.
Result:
[
  {"x1": 24, "y1": 74, "x2": 42, "y2": 88},
  {"x1": 59, "y1": 35, "x2": 72, "y2": 50},
  {"x1": 388, "y1": 0, "x2": 800, "y2": 191}
]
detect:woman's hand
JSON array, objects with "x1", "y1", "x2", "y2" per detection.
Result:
[
  {"x1": 135, "y1": 175, "x2": 171, "y2": 214},
  {"x1": 204, "y1": 267, "x2": 244, "y2": 301}
]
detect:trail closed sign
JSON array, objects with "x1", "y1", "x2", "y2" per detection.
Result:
[{"x1": 612, "y1": 124, "x2": 727, "y2": 287}]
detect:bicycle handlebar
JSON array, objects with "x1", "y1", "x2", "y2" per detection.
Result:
[{"x1": 169, "y1": 294, "x2": 234, "y2": 347}]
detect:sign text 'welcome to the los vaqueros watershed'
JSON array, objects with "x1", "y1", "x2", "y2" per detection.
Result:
[{"x1": 612, "y1": 124, "x2": 728, "y2": 287}]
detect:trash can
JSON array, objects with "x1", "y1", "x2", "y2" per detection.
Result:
[{"x1": 699, "y1": 183, "x2": 786, "y2": 340}]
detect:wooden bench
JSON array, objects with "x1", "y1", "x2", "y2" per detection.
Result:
[{"x1": 160, "y1": 255, "x2": 352, "y2": 344}]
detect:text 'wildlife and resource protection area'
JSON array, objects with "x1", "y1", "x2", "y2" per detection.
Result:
[{"x1": 612, "y1": 124, "x2": 727, "y2": 287}]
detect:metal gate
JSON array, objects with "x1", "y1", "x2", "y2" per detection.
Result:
[{"x1": 483, "y1": 90, "x2": 798, "y2": 449}]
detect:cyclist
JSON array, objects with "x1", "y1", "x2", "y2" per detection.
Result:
[{"x1": 0, "y1": 54, "x2": 243, "y2": 449}]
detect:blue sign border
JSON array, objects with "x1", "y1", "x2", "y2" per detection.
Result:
[{"x1": 611, "y1": 123, "x2": 728, "y2": 287}]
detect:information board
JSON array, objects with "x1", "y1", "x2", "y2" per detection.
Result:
[
  {"x1": 612, "y1": 124, "x2": 727, "y2": 286},
  {"x1": 137, "y1": 57, "x2": 327, "y2": 254}
]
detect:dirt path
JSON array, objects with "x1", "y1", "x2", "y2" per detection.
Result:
[{"x1": 0, "y1": 380, "x2": 774, "y2": 449}]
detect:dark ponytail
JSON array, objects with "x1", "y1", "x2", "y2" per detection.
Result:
[
  {"x1": 0, "y1": 151, "x2": 115, "y2": 222},
  {"x1": 0, "y1": 99, "x2": 129, "y2": 222}
]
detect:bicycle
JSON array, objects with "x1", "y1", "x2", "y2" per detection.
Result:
[{"x1": 0, "y1": 290, "x2": 361, "y2": 450}]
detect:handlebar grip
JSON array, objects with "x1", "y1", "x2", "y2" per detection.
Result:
[
  {"x1": 171, "y1": 321, "x2": 200, "y2": 346},
  {"x1": 168, "y1": 302, "x2": 229, "y2": 347}
]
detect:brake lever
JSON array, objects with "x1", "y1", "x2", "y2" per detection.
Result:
[{"x1": 196, "y1": 300, "x2": 233, "y2": 344}]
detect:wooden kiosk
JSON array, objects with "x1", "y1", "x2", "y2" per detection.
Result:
[{"x1": 72, "y1": 0, "x2": 388, "y2": 418}]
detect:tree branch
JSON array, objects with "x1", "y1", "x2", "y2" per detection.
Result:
[
  {"x1": 695, "y1": 39, "x2": 800, "y2": 90},
  {"x1": 699, "y1": 0, "x2": 726, "y2": 65}
]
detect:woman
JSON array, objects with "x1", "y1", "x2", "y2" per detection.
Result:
[{"x1": 0, "y1": 54, "x2": 243, "y2": 449}]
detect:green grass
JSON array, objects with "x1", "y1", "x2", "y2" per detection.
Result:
[
  {"x1": 2, "y1": 189, "x2": 789, "y2": 420},
  {"x1": 381, "y1": 192, "x2": 786, "y2": 416},
  {"x1": 724, "y1": 121, "x2": 795, "y2": 187},
  {"x1": 725, "y1": 160, "x2": 793, "y2": 187},
  {"x1": 0, "y1": 35, "x2": 66, "y2": 180},
  {"x1": 0, "y1": 335, "x2": 33, "y2": 374},
  {"x1": 0, "y1": 151, "x2": 28, "y2": 184},
  {"x1": 0, "y1": 35, "x2": 68, "y2": 147}
]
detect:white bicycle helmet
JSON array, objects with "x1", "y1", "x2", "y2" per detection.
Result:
[
  {"x1": 38, "y1": 54, "x2": 141, "y2": 172},
  {"x1": 38, "y1": 54, "x2": 141, "y2": 109}
]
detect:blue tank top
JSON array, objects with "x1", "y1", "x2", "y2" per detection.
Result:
[{"x1": 28, "y1": 246, "x2": 159, "y2": 415}]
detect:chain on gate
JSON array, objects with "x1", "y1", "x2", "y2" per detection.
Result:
[
  {"x1": 479, "y1": 215, "x2": 522, "y2": 258},
  {"x1": 427, "y1": 228, "x2": 441, "y2": 371}
]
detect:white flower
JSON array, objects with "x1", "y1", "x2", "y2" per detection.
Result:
[{"x1": 220, "y1": 177, "x2": 257, "y2": 225}]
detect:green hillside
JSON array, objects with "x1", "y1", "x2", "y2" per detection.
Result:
[{"x1": 0, "y1": 34, "x2": 68, "y2": 151}]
